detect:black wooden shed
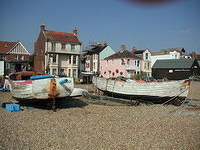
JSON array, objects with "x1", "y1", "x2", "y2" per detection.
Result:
[{"x1": 152, "y1": 59, "x2": 200, "y2": 80}]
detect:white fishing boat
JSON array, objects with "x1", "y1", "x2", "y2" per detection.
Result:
[
  {"x1": 8, "y1": 72, "x2": 74, "y2": 100},
  {"x1": 93, "y1": 76, "x2": 189, "y2": 102}
]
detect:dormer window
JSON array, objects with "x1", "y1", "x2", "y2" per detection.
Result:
[
  {"x1": 61, "y1": 43, "x2": 65, "y2": 49},
  {"x1": 71, "y1": 44, "x2": 75, "y2": 51}
]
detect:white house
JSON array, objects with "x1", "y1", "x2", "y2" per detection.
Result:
[
  {"x1": 151, "y1": 48, "x2": 185, "y2": 67},
  {"x1": 133, "y1": 48, "x2": 152, "y2": 77}
]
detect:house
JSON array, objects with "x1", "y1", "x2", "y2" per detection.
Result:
[
  {"x1": 132, "y1": 47, "x2": 152, "y2": 77},
  {"x1": 34, "y1": 25, "x2": 81, "y2": 79},
  {"x1": 80, "y1": 43, "x2": 115, "y2": 83},
  {"x1": 0, "y1": 41, "x2": 30, "y2": 75},
  {"x1": 82, "y1": 43, "x2": 115, "y2": 74},
  {"x1": 100, "y1": 45, "x2": 142, "y2": 78},
  {"x1": 151, "y1": 48, "x2": 186, "y2": 67},
  {"x1": 152, "y1": 59, "x2": 200, "y2": 80}
]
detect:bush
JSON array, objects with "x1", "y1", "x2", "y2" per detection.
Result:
[{"x1": 131, "y1": 72, "x2": 147, "y2": 80}]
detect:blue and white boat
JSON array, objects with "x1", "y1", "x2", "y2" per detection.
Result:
[{"x1": 9, "y1": 72, "x2": 74, "y2": 100}]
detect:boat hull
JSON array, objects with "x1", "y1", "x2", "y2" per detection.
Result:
[
  {"x1": 93, "y1": 77, "x2": 189, "y2": 101},
  {"x1": 9, "y1": 77, "x2": 74, "y2": 100}
]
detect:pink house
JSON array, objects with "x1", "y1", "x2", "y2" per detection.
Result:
[{"x1": 100, "y1": 45, "x2": 142, "y2": 78}]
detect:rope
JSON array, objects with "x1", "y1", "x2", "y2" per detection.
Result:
[{"x1": 162, "y1": 87, "x2": 188, "y2": 105}]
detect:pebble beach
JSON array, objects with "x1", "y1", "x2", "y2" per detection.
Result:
[{"x1": 0, "y1": 84, "x2": 200, "y2": 150}]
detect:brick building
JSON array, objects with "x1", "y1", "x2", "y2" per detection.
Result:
[
  {"x1": 0, "y1": 41, "x2": 30, "y2": 75},
  {"x1": 34, "y1": 25, "x2": 81, "y2": 78}
]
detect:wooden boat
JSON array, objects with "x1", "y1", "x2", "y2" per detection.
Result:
[
  {"x1": 8, "y1": 72, "x2": 74, "y2": 100},
  {"x1": 93, "y1": 76, "x2": 190, "y2": 103}
]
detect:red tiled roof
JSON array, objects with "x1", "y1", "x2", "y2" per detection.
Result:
[
  {"x1": 45, "y1": 30, "x2": 81, "y2": 44},
  {"x1": 0, "y1": 41, "x2": 17, "y2": 54}
]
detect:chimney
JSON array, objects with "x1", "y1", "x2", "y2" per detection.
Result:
[
  {"x1": 73, "y1": 27, "x2": 78, "y2": 36},
  {"x1": 131, "y1": 46, "x2": 137, "y2": 53},
  {"x1": 40, "y1": 24, "x2": 45, "y2": 31},
  {"x1": 119, "y1": 45, "x2": 126, "y2": 53}
]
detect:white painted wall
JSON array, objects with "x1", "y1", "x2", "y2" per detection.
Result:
[
  {"x1": 151, "y1": 51, "x2": 181, "y2": 67},
  {"x1": 0, "y1": 61, "x2": 4, "y2": 75},
  {"x1": 93, "y1": 54, "x2": 98, "y2": 72},
  {"x1": 47, "y1": 42, "x2": 81, "y2": 53},
  {"x1": 45, "y1": 41, "x2": 81, "y2": 78}
]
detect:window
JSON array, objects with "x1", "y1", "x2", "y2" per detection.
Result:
[
  {"x1": 53, "y1": 54, "x2": 56, "y2": 63},
  {"x1": 94, "y1": 54, "x2": 98, "y2": 60},
  {"x1": 93, "y1": 62, "x2": 95, "y2": 70},
  {"x1": 0, "y1": 55, "x2": 6, "y2": 60},
  {"x1": 144, "y1": 63, "x2": 146, "y2": 69},
  {"x1": 121, "y1": 59, "x2": 125, "y2": 65},
  {"x1": 86, "y1": 63, "x2": 89, "y2": 68},
  {"x1": 52, "y1": 42, "x2": 56, "y2": 51},
  {"x1": 137, "y1": 60, "x2": 140, "y2": 67},
  {"x1": 68, "y1": 69, "x2": 71, "y2": 77},
  {"x1": 147, "y1": 62, "x2": 150, "y2": 70},
  {"x1": 145, "y1": 53, "x2": 148, "y2": 60},
  {"x1": 18, "y1": 56, "x2": 24, "y2": 61},
  {"x1": 52, "y1": 69, "x2": 57, "y2": 75},
  {"x1": 59, "y1": 69, "x2": 65, "y2": 76},
  {"x1": 71, "y1": 44, "x2": 75, "y2": 51},
  {"x1": 73, "y1": 55, "x2": 76, "y2": 65},
  {"x1": 69, "y1": 56, "x2": 71, "y2": 64},
  {"x1": 127, "y1": 59, "x2": 130, "y2": 65},
  {"x1": 14, "y1": 55, "x2": 18, "y2": 60},
  {"x1": 61, "y1": 43, "x2": 65, "y2": 49},
  {"x1": 73, "y1": 69, "x2": 76, "y2": 78}
]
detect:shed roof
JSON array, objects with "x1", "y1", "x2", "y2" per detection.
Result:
[{"x1": 152, "y1": 59, "x2": 196, "y2": 69}]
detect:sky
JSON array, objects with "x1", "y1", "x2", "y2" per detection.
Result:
[{"x1": 0, "y1": 0, "x2": 200, "y2": 54}]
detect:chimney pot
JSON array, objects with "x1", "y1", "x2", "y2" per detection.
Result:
[
  {"x1": 73, "y1": 27, "x2": 78, "y2": 36},
  {"x1": 131, "y1": 46, "x2": 137, "y2": 53},
  {"x1": 40, "y1": 24, "x2": 45, "y2": 31},
  {"x1": 120, "y1": 45, "x2": 126, "y2": 53}
]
